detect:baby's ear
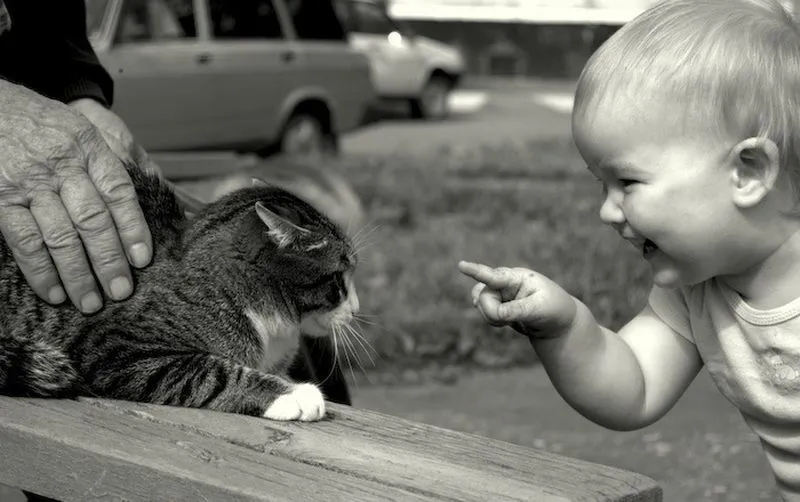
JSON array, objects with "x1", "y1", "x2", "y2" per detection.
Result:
[
  {"x1": 729, "y1": 137, "x2": 781, "y2": 208},
  {"x1": 255, "y1": 202, "x2": 311, "y2": 248}
]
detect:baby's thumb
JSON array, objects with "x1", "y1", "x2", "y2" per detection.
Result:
[{"x1": 496, "y1": 299, "x2": 526, "y2": 324}]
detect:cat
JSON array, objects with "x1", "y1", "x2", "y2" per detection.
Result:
[{"x1": 0, "y1": 163, "x2": 360, "y2": 422}]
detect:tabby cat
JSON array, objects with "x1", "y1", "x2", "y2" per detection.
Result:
[{"x1": 0, "y1": 163, "x2": 360, "y2": 421}]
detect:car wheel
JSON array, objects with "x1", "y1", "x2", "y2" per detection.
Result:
[
  {"x1": 279, "y1": 113, "x2": 336, "y2": 160},
  {"x1": 410, "y1": 75, "x2": 452, "y2": 120}
]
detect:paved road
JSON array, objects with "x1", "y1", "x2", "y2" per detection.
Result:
[{"x1": 342, "y1": 80, "x2": 576, "y2": 155}]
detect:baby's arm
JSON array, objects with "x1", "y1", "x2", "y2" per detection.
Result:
[
  {"x1": 459, "y1": 261, "x2": 702, "y2": 431},
  {"x1": 534, "y1": 302, "x2": 701, "y2": 430}
]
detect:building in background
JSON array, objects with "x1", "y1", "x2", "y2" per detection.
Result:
[
  {"x1": 384, "y1": 0, "x2": 799, "y2": 79},
  {"x1": 390, "y1": 0, "x2": 657, "y2": 24}
]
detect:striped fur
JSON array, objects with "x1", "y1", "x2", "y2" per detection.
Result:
[{"x1": 0, "y1": 164, "x2": 358, "y2": 421}]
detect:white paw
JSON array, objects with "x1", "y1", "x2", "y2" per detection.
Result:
[{"x1": 263, "y1": 383, "x2": 326, "y2": 422}]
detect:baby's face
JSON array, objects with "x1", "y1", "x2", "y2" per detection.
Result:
[{"x1": 572, "y1": 102, "x2": 750, "y2": 288}]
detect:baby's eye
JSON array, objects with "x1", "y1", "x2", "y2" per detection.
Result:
[{"x1": 619, "y1": 178, "x2": 637, "y2": 187}]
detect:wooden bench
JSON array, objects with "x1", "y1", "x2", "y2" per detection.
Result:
[{"x1": 0, "y1": 396, "x2": 662, "y2": 501}]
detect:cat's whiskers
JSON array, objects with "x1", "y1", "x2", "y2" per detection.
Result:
[
  {"x1": 318, "y1": 324, "x2": 344, "y2": 386},
  {"x1": 342, "y1": 322, "x2": 378, "y2": 366},
  {"x1": 350, "y1": 221, "x2": 378, "y2": 244},
  {"x1": 350, "y1": 222, "x2": 381, "y2": 259},
  {"x1": 335, "y1": 324, "x2": 359, "y2": 388},
  {"x1": 353, "y1": 313, "x2": 380, "y2": 326}
]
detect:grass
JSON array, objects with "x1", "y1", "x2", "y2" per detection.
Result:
[{"x1": 322, "y1": 138, "x2": 654, "y2": 380}]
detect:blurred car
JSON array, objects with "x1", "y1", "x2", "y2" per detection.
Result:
[
  {"x1": 334, "y1": 0, "x2": 465, "y2": 120},
  {"x1": 85, "y1": 0, "x2": 376, "y2": 157}
]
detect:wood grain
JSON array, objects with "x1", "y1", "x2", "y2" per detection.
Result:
[{"x1": 0, "y1": 397, "x2": 662, "y2": 501}]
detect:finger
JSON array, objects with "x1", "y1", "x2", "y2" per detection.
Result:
[
  {"x1": 458, "y1": 261, "x2": 517, "y2": 290},
  {"x1": 130, "y1": 142, "x2": 163, "y2": 177},
  {"x1": 84, "y1": 138, "x2": 153, "y2": 269},
  {"x1": 476, "y1": 289, "x2": 507, "y2": 327},
  {"x1": 99, "y1": 131, "x2": 133, "y2": 166},
  {"x1": 29, "y1": 190, "x2": 107, "y2": 313},
  {"x1": 460, "y1": 262, "x2": 525, "y2": 302},
  {"x1": 57, "y1": 173, "x2": 134, "y2": 305},
  {"x1": 496, "y1": 298, "x2": 537, "y2": 324},
  {"x1": 471, "y1": 283, "x2": 484, "y2": 306},
  {"x1": 0, "y1": 205, "x2": 66, "y2": 304}
]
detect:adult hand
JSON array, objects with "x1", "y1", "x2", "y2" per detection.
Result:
[
  {"x1": 0, "y1": 81, "x2": 152, "y2": 313},
  {"x1": 70, "y1": 97, "x2": 162, "y2": 178},
  {"x1": 71, "y1": 97, "x2": 208, "y2": 219}
]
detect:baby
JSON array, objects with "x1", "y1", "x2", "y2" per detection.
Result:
[{"x1": 459, "y1": 0, "x2": 800, "y2": 499}]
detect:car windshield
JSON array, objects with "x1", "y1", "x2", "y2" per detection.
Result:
[{"x1": 85, "y1": 0, "x2": 111, "y2": 39}]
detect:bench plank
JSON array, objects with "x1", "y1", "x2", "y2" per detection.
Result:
[{"x1": 0, "y1": 397, "x2": 662, "y2": 501}]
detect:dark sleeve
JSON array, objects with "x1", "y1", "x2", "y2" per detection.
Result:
[
  {"x1": 51, "y1": 0, "x2": 115, "y2": 107},
  {"x1": 0, "y1": 0, "x2": 115, "y2": 107}
]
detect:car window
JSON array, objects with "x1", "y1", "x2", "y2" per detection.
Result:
[
  {"x1": 332, "y1": 0, "x2": 352, "y2": 32},
  {"x1": 350, "y1": 1, "x2": 395, "y2": 35},
  {"x1": 286, "y1": 0, "x2": 348, "y2": 41},
  {"x1": 208, "y1": 0, "x2": 284, "y2": 40},
  {"x1": 116, "y1": 0, "x2": 196, "y2": 43}
]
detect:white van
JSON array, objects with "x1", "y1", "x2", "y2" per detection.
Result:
[{"x1": 336, "y1": 0, "x2": 465, "y2": 120}]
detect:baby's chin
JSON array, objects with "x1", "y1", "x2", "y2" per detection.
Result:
[{"x1": 650, "y1": 266, "x2": 708, "y2": 290}]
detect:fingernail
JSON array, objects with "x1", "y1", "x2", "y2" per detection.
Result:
[
  {"x1": 110, "y1": 276, "x2": 132, "y2": 300},
  {"x1": 80, "y1": 292, "x2": 103, "y2": 313},
  {"x1": 129, "y1": 242, "x2": 151, "y2": 268},
  {"x1": 48, "y1": 285, "x2": 66, "y2": 304}
]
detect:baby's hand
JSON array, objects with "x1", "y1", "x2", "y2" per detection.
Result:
[{"x1": 458, "y1": 261, "x2": 578, "y2": 339}]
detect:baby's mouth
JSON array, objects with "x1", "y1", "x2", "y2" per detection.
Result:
[{"x1": 642, "y1": 239, "x2": 658, "y2": 256}]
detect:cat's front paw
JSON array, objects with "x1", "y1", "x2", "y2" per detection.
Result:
[{"x1": 263, "y1": 383, "x2": 326, "y2": 422}]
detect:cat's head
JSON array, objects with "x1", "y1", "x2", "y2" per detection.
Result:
[{"x1": 234, "y1": 178, "x2": 360, "y2": 336}]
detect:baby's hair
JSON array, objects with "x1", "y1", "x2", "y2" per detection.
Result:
[{"x1": 574, "y1": 0, "x2": 800, "y2": 203}]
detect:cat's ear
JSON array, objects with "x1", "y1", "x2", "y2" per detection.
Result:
[
  {"x1": 255, "y1": 202, "x2": 311, "y2": 248},
  {"x1": 250, "y1": 176, "x2": 277, "y2": 188}
]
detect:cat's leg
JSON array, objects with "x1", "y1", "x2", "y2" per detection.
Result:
[
  {"x1": 263, "y1": 381, "x2": 325, "y2": 421},
  {"x1": 81, "y1": 351, "x2": 326, "y2": 421}
]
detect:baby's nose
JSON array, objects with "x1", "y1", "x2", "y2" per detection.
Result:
[{"x1": 599, "y1": 189, "x2": 625, "y2": 226}]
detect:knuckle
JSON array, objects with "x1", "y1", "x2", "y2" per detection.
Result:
[
  {"x1": 97, "y1": 173, "x2": 137, "y2": 203},
  {"x1": 7, "y1": 227, "x2": 45, "y2": 257},
  {"x1": 72, "y1": 203, "x2": 111, "y2": 235},
  {"x1": 42, "y1": 225, "x2": 81, "y2": 251}
]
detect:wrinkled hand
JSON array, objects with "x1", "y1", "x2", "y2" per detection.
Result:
[
  {"x1": 0, "y1": 81, "x2": 152, "y2": 313},
  {"x1": 458, "y1": 261, "x2": 578, "y2": 339},
  {"x1": 70, "y1": 97, "x2": 162, "y2": 178},
  {"x1": 71, "y1": 98, "x2": 207, "y2": 219}
]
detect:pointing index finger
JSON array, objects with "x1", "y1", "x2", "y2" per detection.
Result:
[{"x1": 458, "y1": 261, "x2": 513, "y2": 289}]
